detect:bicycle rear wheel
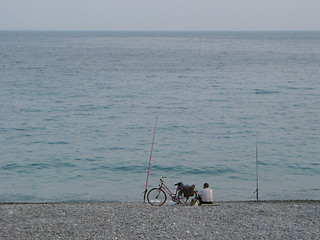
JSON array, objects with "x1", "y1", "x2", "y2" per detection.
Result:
[
  {"x1": 178, "y1": 191, "x2": 197, "y2": 206},
  {"x1": 147, "y1": 188, "x2": 167, "y2": 206}
]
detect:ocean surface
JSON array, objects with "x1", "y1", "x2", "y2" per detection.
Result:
[{"x1": 0, "y1": 31, "x2": 319, "y2": 203}]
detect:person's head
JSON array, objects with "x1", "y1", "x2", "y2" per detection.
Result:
[{"x1": 203, "y1": 183, "x2": 209, "y2": 189}]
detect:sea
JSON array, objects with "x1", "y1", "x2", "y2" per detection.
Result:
[{"x1": 0, "y1": 31, "x2": 319, "y2": 203}]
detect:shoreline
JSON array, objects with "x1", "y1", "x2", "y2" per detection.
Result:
[
  {"x1": 1, "y1": 200, "x2": 319, "y2": 239},
  {"x1": 1, "y1": 199, "x2": 319, "y2": 204}
]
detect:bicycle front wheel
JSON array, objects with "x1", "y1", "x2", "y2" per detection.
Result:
[{"x1": 147, "y1": 188, "x2": 167, "y2": 206}]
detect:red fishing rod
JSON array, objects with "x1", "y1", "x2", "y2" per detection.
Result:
[{"x1": 143, "y1": 113, "x2": 158, "y2": 202}]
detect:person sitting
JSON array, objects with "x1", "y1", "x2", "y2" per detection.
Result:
[{"x1": 198, "y1": 183, "x2": 213, "y2": 205}]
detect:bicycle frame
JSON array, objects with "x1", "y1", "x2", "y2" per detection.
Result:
[{"x1": 158, "y1": 179, "x2": 180, "y2": 202}]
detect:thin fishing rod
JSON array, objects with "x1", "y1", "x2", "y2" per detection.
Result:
[
  {"x1": 255, "y1": 139, "x2": 259, "y2": 202},
  {"x1": 143, "y1": 112, "x2": 158, "y2": 202}
]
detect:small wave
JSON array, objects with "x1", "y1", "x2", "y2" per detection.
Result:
[
  {"x1": 30, "y1": 163, "x2": 52, "y2": 169},
  {"x1": 89, "y1": 163, "x2": 146, "y2": 173},
  {"x1": 254, "y1": 89, "x2": 280, "y2": 95},
  {"x1": 279, "y1": 86, "x2": 315, "y2": 91},
  {"x1": 1, "y1": 161, "x2": 76, "y2": 172},
  {"x1": 286, "y1": 164, "x2": 320, "y2": 176},
  {"x1": 150, "y1": 164, "x2": 237, "y2": 176},
  {"x1": 2, "y1": 163, "x2": 22, "y2": 170},
  {"x1": 47, "y1": 141, "x2": 69, "y2": 145},
  {"x1": 113, "y1": 165, "x2": 146, "y2": 173},
  {"x1": 145, "y1": 75, "x2": 157, "y2": 78},
  {"x1": 311, "y1": 163, "x2": 320, "y2": 166}
]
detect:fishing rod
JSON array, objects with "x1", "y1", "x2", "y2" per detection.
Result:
[
  {"x1": 143, "y1": 112, "x2": 158, "y2": 202},
  {"x1": 255, "y1": 138, "x2": 259, "y2": 202}
]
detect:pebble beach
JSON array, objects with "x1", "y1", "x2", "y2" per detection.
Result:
[{"x1": 0, "y1": 200, "x2": 319, "y2": 239}]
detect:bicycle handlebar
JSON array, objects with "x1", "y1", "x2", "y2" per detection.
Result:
[{"x1": 160, "y1": 176, "x2": 166, "y2": 183}]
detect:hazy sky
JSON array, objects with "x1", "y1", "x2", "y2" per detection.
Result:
[{"x1": 1, "y1": 0, "x2": 320, "y2": 31}]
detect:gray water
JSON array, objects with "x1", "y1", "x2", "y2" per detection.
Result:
[{"x1": 0, "y1": 31, "x2": 319, "y2": 202}]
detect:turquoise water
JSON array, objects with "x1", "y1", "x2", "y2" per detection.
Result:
[{"x1": 0, "y1": 31, "x2": 319, "y2": 202}]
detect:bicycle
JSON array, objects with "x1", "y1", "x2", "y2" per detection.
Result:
[{"x1": 147, "y1": 177, "x2": 198, "y2": 206}]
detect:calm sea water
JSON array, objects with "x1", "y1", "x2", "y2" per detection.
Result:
[{"x1": 0, "y1": 31, "x2": 319, "y2": 202}]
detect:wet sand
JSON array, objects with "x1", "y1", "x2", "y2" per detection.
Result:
[{"x1": 0, "y1": 200, "x2": 319, "y2": 239}]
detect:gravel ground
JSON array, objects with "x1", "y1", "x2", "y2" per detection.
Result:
[{"x1": 0, "y1": 200, "x2": 319, "y2": 239}]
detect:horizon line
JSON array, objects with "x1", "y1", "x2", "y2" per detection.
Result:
[{"x1": 1, "y1": 29, "x2": 320, "y2": 32}]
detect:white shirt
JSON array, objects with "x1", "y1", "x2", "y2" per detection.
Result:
[{"x1": 198, "y1": 188, "x2": 213, "y2": 202}]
